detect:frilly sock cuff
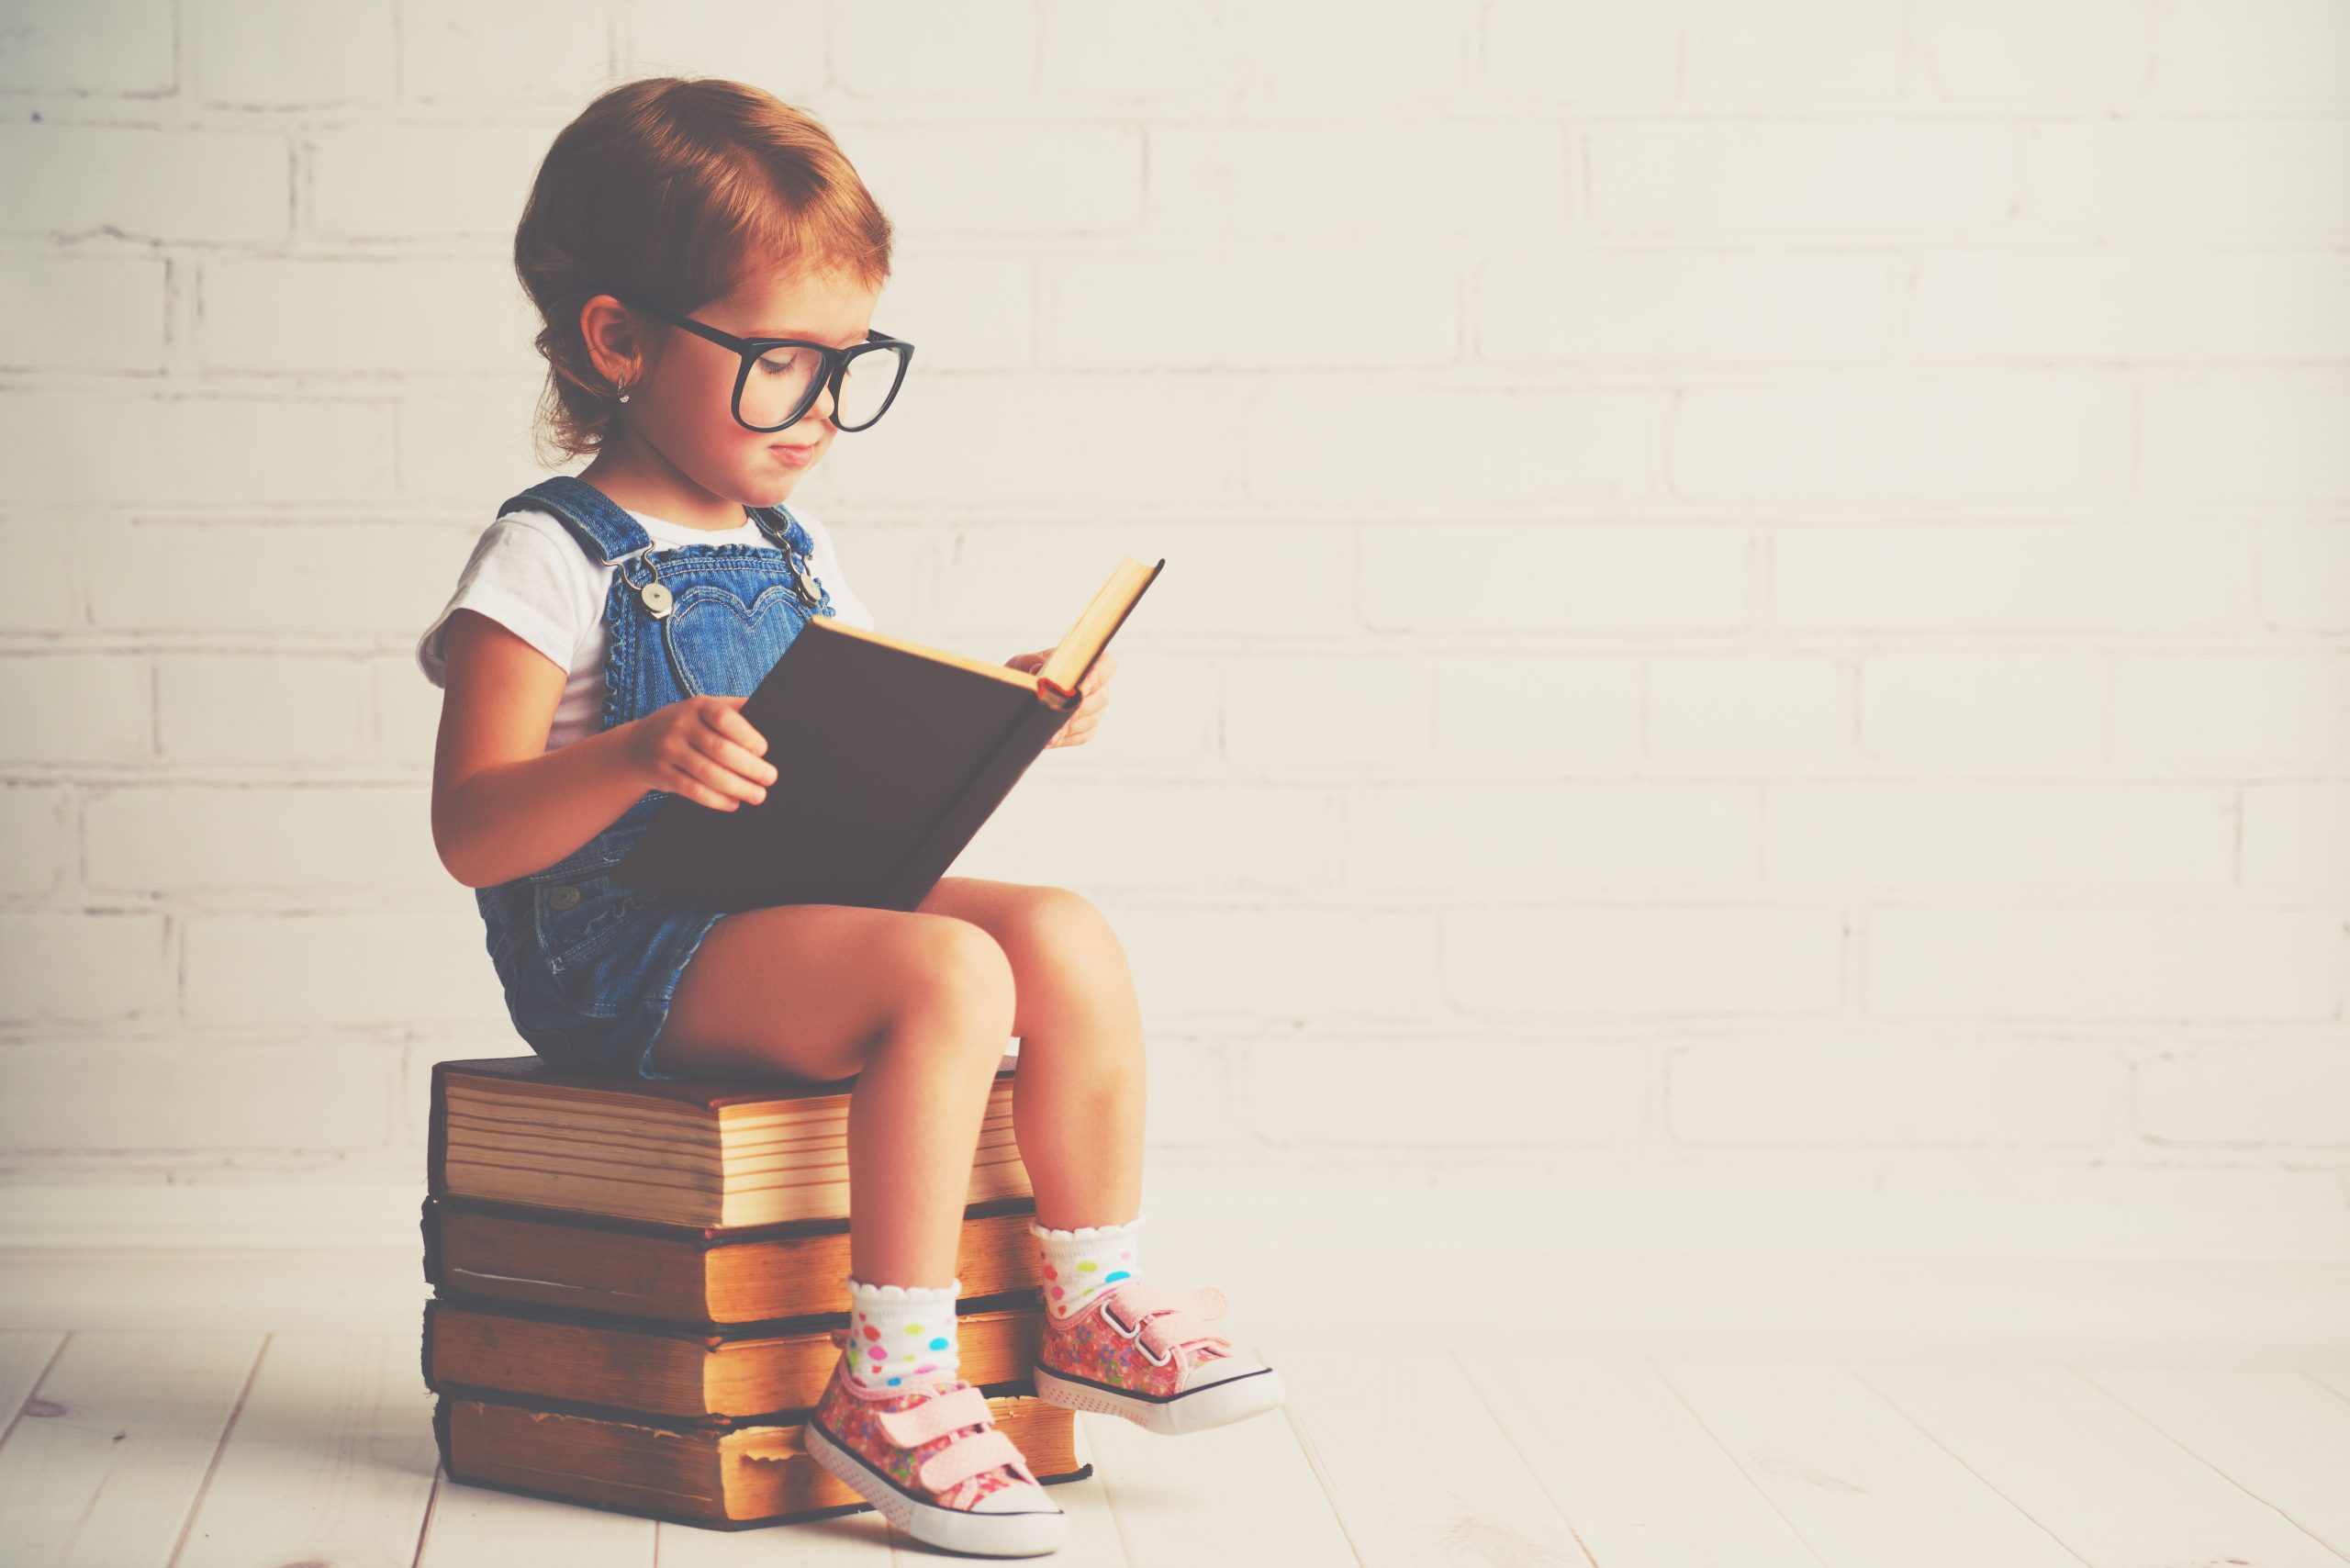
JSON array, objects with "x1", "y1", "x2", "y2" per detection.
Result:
[
  {"x1": 845, "y1": 1275, "x2": 962, "y2": 1303},
  {"x1": 1030, "y1": 1213, "x2": 1144, "y2": 1242}
]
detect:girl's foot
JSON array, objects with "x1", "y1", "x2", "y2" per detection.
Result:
[
  {"x1": 804, "y1": 1353, "x2": 1069, "y2": 1557},
  {"x1": 1032, "y1": 1281, "x2": 1287, "y2": 1436}
]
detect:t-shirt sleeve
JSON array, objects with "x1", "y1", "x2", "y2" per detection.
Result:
[
  {"x1": 797, "y1": 508, "x2": 877, "y2": 630},
  {"x1": 415, "y1": 510, "x2": 599, "y2": 689}
]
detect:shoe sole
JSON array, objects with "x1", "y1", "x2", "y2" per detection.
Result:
[
  {"x1": 803, "y1": 1415, "x2": 1069, "y2": 1557},
  {"x1": 1033, "y1": 1364, "x2": 1287, "y2": 1436}
]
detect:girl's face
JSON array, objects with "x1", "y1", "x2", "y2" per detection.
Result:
[{"x1": 589, "y1": 266, "x2": 882, "y2": 518}]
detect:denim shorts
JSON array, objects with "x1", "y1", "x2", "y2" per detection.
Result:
[{"x1": 478, "y1": 842, "x2": 728, "y2": 1081}]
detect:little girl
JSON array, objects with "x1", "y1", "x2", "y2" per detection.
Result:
[{"x1": 413, "y1": 77, "x2": 1283, "y2": 1556}]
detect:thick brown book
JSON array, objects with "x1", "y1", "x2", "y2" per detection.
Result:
[
  {"x1": 612, "y1": 554, "x2": 1163, "y2": 913},
  {"x1": 431, "y1": 1384, "x2": 1085, "y2": 1529},
  {"x1": 422, "y1": 1192, "x2": 1045, "y2": 1324},
  {"x1": 428, "y1": 1054, "x2": 1029, "y2": 1229},
  {"x1": 422, "y1": 1290, "x2": 1044, "y2": 1420}
]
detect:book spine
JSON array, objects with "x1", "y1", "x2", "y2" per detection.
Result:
[{"x1": 874, "y1": 696, "x2": 1073, "y2": 912}]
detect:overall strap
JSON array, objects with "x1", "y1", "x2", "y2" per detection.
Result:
[
  {"x1": 748, "y1": 501, "x2": 815, "y2": 560},
  {"x1": 496, "y1": 475, "x2": 657, "y2": 564}
]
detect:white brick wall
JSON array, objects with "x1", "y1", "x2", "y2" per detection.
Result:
[{"x1": 2, "y1": 0, "x2": 2344, "y2": 1273}]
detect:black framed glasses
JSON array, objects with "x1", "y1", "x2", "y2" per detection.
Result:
[{"x1": 614, "y1": 291, "x2": 914, "y2": 433}]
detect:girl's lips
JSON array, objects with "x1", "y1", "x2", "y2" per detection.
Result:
[{"x1": 770, "y1": 442, "x2": 818, "y2": 467}]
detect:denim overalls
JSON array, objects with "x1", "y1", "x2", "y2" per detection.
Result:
[{"x1": 474, "y1": 473, "x2": 838, "y2": 1081}]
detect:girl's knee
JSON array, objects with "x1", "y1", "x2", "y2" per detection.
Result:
[{"x1": 894, "y1": 915, "x2": 1017, "y2": 1036}]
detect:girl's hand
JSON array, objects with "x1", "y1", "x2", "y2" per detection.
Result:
[
  {"x1": 622, "y1": 694, "x2": 778, "y2": 810},
  {"x1": 1005, "y1": 650, "x2": 1116, "y2": 748}
]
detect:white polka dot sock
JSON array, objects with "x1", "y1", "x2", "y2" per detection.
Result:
[
  {"x1": 844, "y1": 1276, "x2": 961, "y2": 1393},
  {"x1": 1031, "y1": 1214, "x2": 1141, "y2": 1320}
]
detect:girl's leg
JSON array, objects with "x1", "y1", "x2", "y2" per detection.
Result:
[
  {"x1": 910, "y1": 879, "x2": 1145, "y2": 1232},
  {"x1": 651, "y1": 905, "x2": 1019, "y2": 1284}
]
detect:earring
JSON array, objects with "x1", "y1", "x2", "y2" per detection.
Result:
[{"x1": 615, "y1": 379, "x2": 632, "y2": 404}]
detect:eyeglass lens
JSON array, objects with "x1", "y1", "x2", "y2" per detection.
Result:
[{"x1": 740, "y1": 343, "x2": 906, "y2": 431}]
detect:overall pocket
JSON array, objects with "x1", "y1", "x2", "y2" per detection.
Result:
[{"x1": 530, "y1": 851, "x2": 655, "y2": 976}]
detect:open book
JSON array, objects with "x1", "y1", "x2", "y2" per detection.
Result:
[{"x1": 612, "y1": 554, "x2": 1163, "y2": 913}]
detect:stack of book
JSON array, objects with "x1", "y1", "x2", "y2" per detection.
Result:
[{"x1": 418, "y1": 1052, "x2": 1088, "y2": 1530}]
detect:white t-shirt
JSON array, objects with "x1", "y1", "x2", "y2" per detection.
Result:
[{"x1": 415, "y1": 502, "x2": 876, "y2": 752}]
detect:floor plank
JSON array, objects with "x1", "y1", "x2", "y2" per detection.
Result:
[
  {"x1": 173, "y1": 1332, "x2": 441, "y2": 1568},
  {"x1": 2078, "y1": 1366, "x2": 2350, "y2": 1561},
  {"x1": 1462, "y1": 1352, "x2": 1821, "y2": 1568},
  {"x1": 1081, "y1": 1362, "x2": 1352, "y2": 1568},
  {"x1": 1268, "y1": 1339, "x2": 1580, "y2": 1567},
  {"x1": 418, "y1": 1471, "x2": 656, "y2": 1567},
  {"x1": 1658, "y1": 1358, "x2": 2080, "y2": 1568},
  {"x1": 0, "y1": 1330, "x2": 262, "y2": 1568},
  {"x1": 0, "y1": 1330, "x2": 68, "y2": 1437},
  {"x1": 1858, "y1": 1363, "x2": 2350, "y2": 1568}
]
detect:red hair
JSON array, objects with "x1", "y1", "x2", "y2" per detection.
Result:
[{"x1": 513, "y1": 75, "x2": 895, "y2": 463}]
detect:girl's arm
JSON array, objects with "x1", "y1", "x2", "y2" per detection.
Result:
[{"x1": 429, "y1": 609, "x2": 775, "y2": 889}]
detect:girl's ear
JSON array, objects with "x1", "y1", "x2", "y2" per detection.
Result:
[{"x1": 577, "y1": 293, "x2": 644, "y2": 387}]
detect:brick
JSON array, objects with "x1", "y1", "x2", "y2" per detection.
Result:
[
  {"x1": 1435, "y1": 654, "x2": 1644, "y2": 766},
  {"x1": 1354, "y1": 782, "x2": 1758, "y2": 893},
  {"x1": 1044, "y1": 0, "x2": 1474, "y2": 102},
  {"x1": 1046, "y1": 250, "x2": 1455, "y2": 369},
  {"x1": 0, "y1": 518, "x2": 82, "y2": 632},
  {"x1": 89, "y1": 519, "x2": 465, "y2": 636},
  {"x1": 1909, "y1": 0, "x2": 2154, "y2": 100},
  {"x1": 2021, "y1": 120, "x2": 2350, "y2": 234},
  {"x1": 195, "y1": 0, "x2": 396, "y2": 106},
  {"x1": 2138, "y1": 372, "x2": 2350, "y2": 500},
  {"x1": 1112, "y1": 904, "x2": 1445, "y2": 1020},
  {"x1": 1766, "y1": 782, "x2": 2236, "y2": 892},
  {"x1": 0, "y1": 255, "x2": 168, "y2": 372},
  {"x1": 0, "y1": 0, "x2": 174, "y2": 95},
  {"x1": 1372, "y1": 522, "x2": 1746, "y2": 633},
  {"x1": 0, "y1": 1039, "x2": 398, "y2": 1151},
  {"x1": 1237, "y1": 1038, "x2": 1650, "y2": 1146},
  {"x1": 0, "y1": 654, "x2": 150, "y2": 764},
  {"x1": 1251, "y1": 385, "x2": 1662, "y2": 505},
  {"x1": 0, "y1": 124, "x2": 287, "y2": 244},
  {"x1": 2241, "y1": 784, "x2": 2350, "y2": 896},
  {"x1": 1857, "y1": 650, "x2": 2106, "y2": 765},
  {"x1": 825, "y1": 373, "x2": 1241, "y2": 507},
  {"x1": 1149, "y1": 122, "x2": 1569, "y2": 234},
  {"x1": 1225, "y1": 655, "x2": 1433, "y2": 769},
  {"x1": 621, "y1": 3, "x2": 830, "y2": 96},
  {"x1": 2136, "y1": 1043, "x2": 2350, "y2": 1145},
  {"x1": 1482, "y1": 0, "x2": 1674, "y2": 103},
  {"x1": 2255, "y1": 523, "x2": 2350, "y2": 632},
  {"x1": 1449, "y1": 905, "x2": 1846, "y2": 1015},
  {"x1": 1681, "y1": 0, "x2": 1906, "y2": 101},
  {"x1": 1673, "y1": 374, "x2": 2126, "y2": 500},
  {"x1": 834, "y1": 121, "x2": 1143, "y2": 234},
  {"x1": 2109, "y1": 652, "x2": 2345, "y2": 767},
  {"x1": 182, "y1": 909, "x2": 506, "y2": 1027},
  {"x1": 1483, "y1": 251, "x2": 1902, "y2": 363},
  {"x1": 1864, "y1": 907, "x2": 2341, "y2": 1019},
  {"x1": 1646, "y1": 653, "x2": 1848, "y2": 764},
  {"x1": 1589, "y1": 122, "x2": 2015, "y2": 233},
  {"x1": 155, "y1": 654, "x2": 372, "y2": 765},
  {"x1": 308, "y1": 122, "x2": 551, "y2": 239},
  {"x1": 0, "y1": 390, "x2": 390, "y2": 505},
  {"x1": 1774, "y1": 522, "x2": 2251, "y2": 633},
  {"x1": 200, "y1": 257, "x2": 531, "y2": 373},
  {"x1": 1913, "y1": 251, "x2": 2350, "y2": 362},
  {"x1": 0, "y1": 785, "x2": 75, "y2": 896},
  {"x1": 1669, "y1": 1038, "x2": 2115, "y2": 1145},
  {"x1": 2144, "y1": 0, "x2": 2350, "y2": 105},
  {"x1": 0, "y1": 912, "x2": 173, "y2": 1025},
  {"x1": 398, "y1": 0, "x2": 615, "y2": 103},
  {"x1": 85, "y1": 783, "x2": 441, "y2": 894}
]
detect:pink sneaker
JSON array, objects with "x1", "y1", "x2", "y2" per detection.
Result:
[
  {"x1": 1033, "y1": 1282, "x2": 1286, "y2": 1436},
  {"x1": 802, "y1": 1353, "x2": 1069, "y2": 1557}
]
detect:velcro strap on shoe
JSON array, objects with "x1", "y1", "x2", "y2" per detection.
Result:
[
  {"x1": 916, "y1": 1425, "x2": 1025, "y2": 1495},
  {"x1": 877, "y1": 1383, "x2": 991, "y2": 1449},
  {"x1": 1113, "y1": 1284, "x2": 1234, "y2": 1359}
]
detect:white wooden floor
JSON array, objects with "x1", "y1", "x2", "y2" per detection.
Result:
[{"x1": 6, "y1": 1294, "x2": 2350, "y2": 1567}]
